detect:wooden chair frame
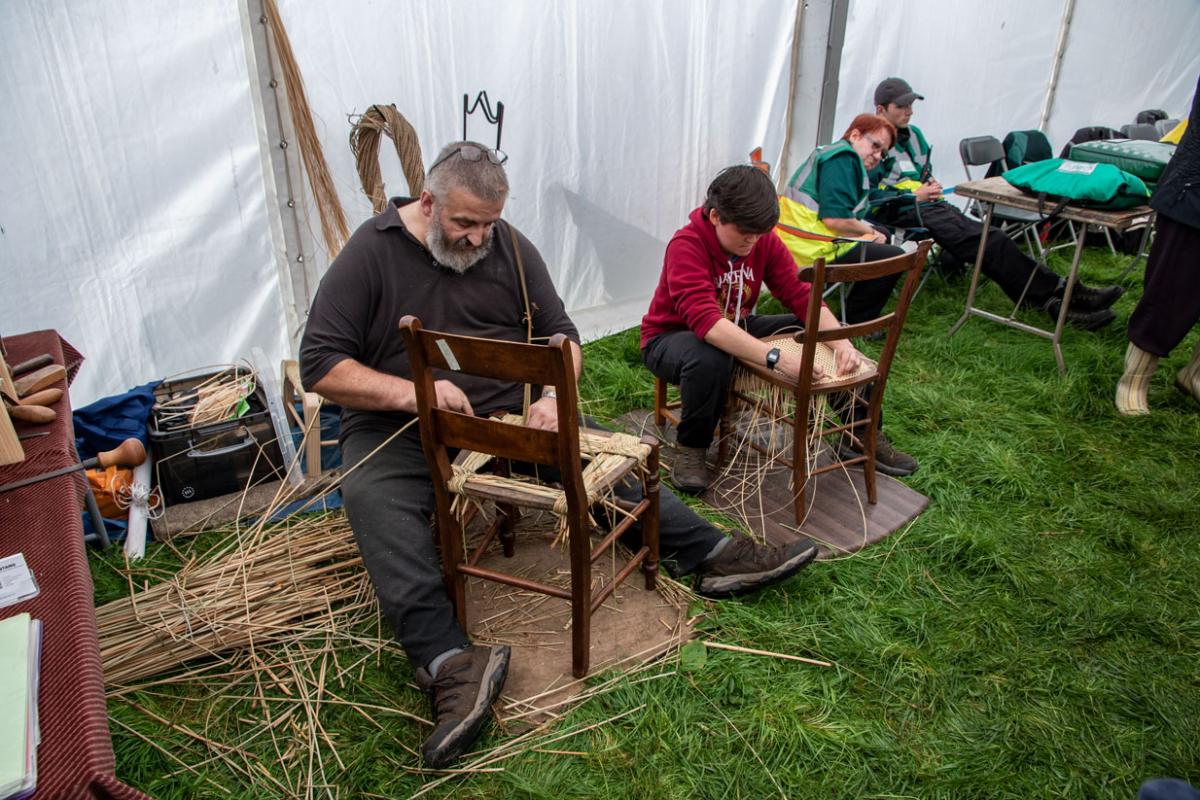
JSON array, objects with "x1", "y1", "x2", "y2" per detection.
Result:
[
  {"x1": 399, "y1": 316, "x2": 660, "y2": 678},
  {"x1": 281, "y1": 359, "x2": 338, "y2": 479},
  {"x1": 718, "y1": 241, "x2": 931, "y2": 525}
]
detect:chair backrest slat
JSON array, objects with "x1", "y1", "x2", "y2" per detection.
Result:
[
  {"x1": 433, "y1": 409, "x2": 561, "y2": 466},
  {"x1": 410, "y1": 329, "x2": 567, "y2": 388},
  {"x1": 398, "y1": 315, "x2": 587, "y2": 498}
]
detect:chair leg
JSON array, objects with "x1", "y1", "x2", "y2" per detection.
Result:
[
  {"x1": 792, "y1": 394, "x2": 811, "y2": 527},
  {"x1": 717, "y1": 394, "x2": 734, "y2": 471},
  {"x1": 641, "y1": 441, "x2": 660, "y2": 591},
  {"x1": 496, "y1": 460, "x2": 517, "y2": 557},
  {"x1": 498, "y1": 504, "x2": 517, "y2": 557},
  {"x1": 653, "y1": 377, "x2": 668, "y2": 428},
  {"x1": 441, "y1": 513, "x2": 469, "y2": 631},
  {"x1": 569, "y1": 512, "x2": 592, "y2": 679},
  {"x1": 863, "y1": 415, "x2": 879, "y2": 506}
]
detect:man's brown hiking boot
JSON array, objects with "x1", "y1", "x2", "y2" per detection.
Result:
[
  {"x1": 694, "y1": 535, "x2": 819, "y2": 598},
  {"x1": 414, "y1": 644, "x2": 511, "y2": 769}
]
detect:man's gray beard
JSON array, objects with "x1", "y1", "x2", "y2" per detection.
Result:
[{"x1": 427, "y1": 212, "x2": 493, "y2": 274}]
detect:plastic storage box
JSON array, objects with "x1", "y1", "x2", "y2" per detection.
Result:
[{"x1": 149, "y1": 370, "x2": 286, "y2": 504}]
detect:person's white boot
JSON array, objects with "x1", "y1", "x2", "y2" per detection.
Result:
[
  {"x1": 1175, "y1": 338, "x2": 1200, "y2": 406},
  {"x1": 1115, "y1": 342, "x2": 1159, "y2": 416}
]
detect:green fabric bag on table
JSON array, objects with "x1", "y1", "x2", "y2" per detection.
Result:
[{"x1": 1002, "y1": 158, "x2": 1151, "y2": 218}]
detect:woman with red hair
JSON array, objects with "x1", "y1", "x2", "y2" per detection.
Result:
[{"x1": 777, "y1": 113, "x2": 906, "y2": 324}]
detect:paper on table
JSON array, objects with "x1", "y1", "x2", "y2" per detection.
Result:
[
  {"x1": 0, "y1": 554, "x2": 39, "y2": 610},
  {"x1": 0, "y1": 612, "x2": 33, "y2": 797}
]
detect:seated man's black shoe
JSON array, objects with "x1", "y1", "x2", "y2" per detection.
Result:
[
  {"x1": 1067, "y1": 283, "x2": 1124, "y2": 312},
  {"x1": 1042, "y1": 297, "x2": 1116, "y2": 332},
  {"x1": 835, "y1": 431, "x2": 918, "y2": 477},
  {"x1": 415, "y1": 644, "x2": 511, "y2": 769},
  {"x1": 694, "y1": 535, "x2": 818, "y2": 599}
]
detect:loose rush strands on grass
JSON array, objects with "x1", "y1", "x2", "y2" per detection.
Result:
[{"x1": 96, "y1": 512, "x2": 370, "y2": 685}]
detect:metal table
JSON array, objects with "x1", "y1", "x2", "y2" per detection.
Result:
[{"x1": 949, "y1": 177, "x2": 1153, "y2": 374}]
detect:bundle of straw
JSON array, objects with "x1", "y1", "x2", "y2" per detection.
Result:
[{"x1": 97, "y1": 512, "x2": 373, "y2": 685}]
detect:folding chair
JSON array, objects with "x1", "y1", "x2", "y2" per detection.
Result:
[
  {"x1": 399, "y1": 316, "x2": 660, "y2": 678},
  {"x1": 959, "y1": 135, "x2": 1045, "y2": 254},
  {"x1": 717, "y1": 242, "x2": 931, "y2": 526},
  {"x1": 1121, "y1": 123, "x2": 1161, "y2": 141},
  {"x1": 1155, "y1": 119, "x2": 1181, "y2": 139}
]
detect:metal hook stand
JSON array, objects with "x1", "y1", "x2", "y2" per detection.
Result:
[{"x1": 463, "y1": 91, "x2": 504, "y2": 151}]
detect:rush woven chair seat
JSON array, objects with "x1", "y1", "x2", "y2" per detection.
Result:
[
  {"x1": 718, "y1": 241, "x2": 931, "y2": 526},
  {"x1": 399, "y1": 316, "x2": 660, "y2": 678}
]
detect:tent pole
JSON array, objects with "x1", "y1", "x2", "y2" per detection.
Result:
[
  {"x1": 240, "y1": 0, "x2": 323, "y2": 352},
  {"x1": 779, "y1": 0, "x2": 849, "y2": 187},
  {"x1": 776, "y1": 0, "x2": 806, "y2": 186},
  {"x1": 1039, "y1": 0, "x2": 1076, "y2": 132}
]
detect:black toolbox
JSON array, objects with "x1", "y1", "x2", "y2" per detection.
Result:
[{"x1": 149, "y1": 369, "x2": 286, "y2": 504}]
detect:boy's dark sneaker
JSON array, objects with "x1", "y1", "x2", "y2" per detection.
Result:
[{"x1": 670, "y1": 445, "x2": 709, "y2": 494}]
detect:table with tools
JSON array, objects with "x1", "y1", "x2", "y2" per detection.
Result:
[
  {"x1": 0, "y1": 330, "x2": 151, "y2": 800},
  {"x1": 949, "y1": 176, "x2": 1154, "y2": 374}
]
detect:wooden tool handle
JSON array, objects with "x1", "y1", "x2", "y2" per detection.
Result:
[
  {"x1": 19, "y1": 388, "x2": 63, "y2": 407},
  {"x1": 11, "y1": 354, "x2": 53, "y2": 377},
  {"x1": 15, "y1": 364, "x2": 66, "y2": 397},
  {"x1": 96, "y1": 438, "x2": 147, "y2": 469},
  {"x1": 8, "y1": 405, "x2": 56, "y2": 424}
]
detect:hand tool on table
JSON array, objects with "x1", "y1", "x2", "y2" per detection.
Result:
[
  {"x1": 0, "y1": 438, "x2": 146, "y2": 495},
  {"x1": 10, "y1": 354, "x2": 53, "y2": 377},
  {"x1": 14, "y1": 364, "x2": 67, "y2": 397},
  {"x1": 20, "y1": 387, "x2": 62, "y2": 406},
  {"x1": 7, "y1": 404, "x2": 56, "y2": 424},
  {"x1": 0, "y1": 437, "x2": 147, "y2": 550}
]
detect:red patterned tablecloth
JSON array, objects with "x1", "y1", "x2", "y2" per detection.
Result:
[{"x1": 0, "y1": 330, "x2": 152, "y2": 800}]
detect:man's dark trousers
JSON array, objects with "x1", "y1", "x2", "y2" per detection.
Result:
[
  {"x1": 642, "y1": 314, "x2": 803, "y2": 449},
  {"x1": 887, "y1": 201, "x2": 1060, "y2": 304},
  {"x1": 340, "y1": 424, "x2": 723, "y2": 670}
]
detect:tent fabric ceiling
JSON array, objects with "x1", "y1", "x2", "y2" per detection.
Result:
[{"x1": 1, "y1": 0, "x2": 1197, "y2": 405}]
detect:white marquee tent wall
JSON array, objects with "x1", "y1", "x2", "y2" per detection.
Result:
[{"x1": 2, "y1": 0, "x2": 1197, "y2": 405}]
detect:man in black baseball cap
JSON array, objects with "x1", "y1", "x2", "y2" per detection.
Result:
[
  {"x1": 867, "y1": 76, "x2": 1123, "y2": 330},
  {"x1": 874, "y1": 77, "x2": 924, "y2": 108}
]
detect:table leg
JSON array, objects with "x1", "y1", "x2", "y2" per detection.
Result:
[
  {"x1": 1051, "y1": 232, "x2": 1088, "y2": 375},
  {"x1": 1115, "y1": 217, "x2": 1154, "y2": 281},
  {"x1": 948, "y1": 202, "x2": 994, "y2": 337},
  {"x1": 83, "y1": 483, "x2": 111, "y2": 549}
]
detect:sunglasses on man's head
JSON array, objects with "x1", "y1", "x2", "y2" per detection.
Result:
[{"x1": 428, "y1": 144, "x2": 509, "y2": 173}]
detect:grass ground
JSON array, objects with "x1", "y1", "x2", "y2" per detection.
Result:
[{"x1": 94, "y1": 241, "x2": 1200, "y2": 798}]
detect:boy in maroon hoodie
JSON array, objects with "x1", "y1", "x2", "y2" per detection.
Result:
[{"x1": 642, "y1": 165, "x2": 916, "y2": 492}]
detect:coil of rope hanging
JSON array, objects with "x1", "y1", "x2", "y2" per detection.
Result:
[{"x1": 350, "y1": 104, "x2": 425, "y2": 214}]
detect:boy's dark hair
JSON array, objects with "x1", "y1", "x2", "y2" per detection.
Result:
[{"x1": 702, "y1": 165, "x2": 780, "y2": 233}]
